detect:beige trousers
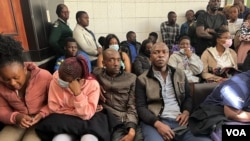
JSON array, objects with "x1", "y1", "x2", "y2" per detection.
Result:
[{"x1": 0, "y1": 125, "x2": 41, "y2": 141}]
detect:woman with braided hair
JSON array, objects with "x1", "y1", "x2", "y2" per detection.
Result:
[
  {"x1": 0, "y1": 35, "x2": 52, "y2": 141},
  {"x1": 35, "y1": 55, "x2": 115, "y2": 141}
]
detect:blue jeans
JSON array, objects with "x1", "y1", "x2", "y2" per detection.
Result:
[{"x1": 141, "y1": 118, "x2": 212, "y2": 141}]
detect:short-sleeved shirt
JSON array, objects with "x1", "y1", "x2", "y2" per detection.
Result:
[
  {"x1": 196, "y1": 12, "x2": 227, "y2": 56},
  {"x1": 203, "y1": 70, "x2": 250, "y2": 111}
]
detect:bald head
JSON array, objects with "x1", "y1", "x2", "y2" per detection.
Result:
[
  {"x1": 102, "y1": 48, "x2": 121, "y2": 76},
  {"x1": 103, "y1": 48, "x2": 119, "y2": 61},
  {"x1": 150, "y1": 42, "x2": 169, "y2": 70}
]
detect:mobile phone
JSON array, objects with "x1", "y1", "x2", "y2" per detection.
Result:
[{"x1": 172, "y1": 125, "x2": 187, "y2": 132}]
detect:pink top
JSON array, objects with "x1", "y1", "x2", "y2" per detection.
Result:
[
  {"x1": 48, "y1": 71, "x2": 100, "y2": 120},
  {"x1": 0, "y1": 62, "x2": 52, "y2": 124}
]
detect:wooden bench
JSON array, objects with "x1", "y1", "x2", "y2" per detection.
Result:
[{"x1": 190, "y1": 83, "x2": 218, "y2": 109}]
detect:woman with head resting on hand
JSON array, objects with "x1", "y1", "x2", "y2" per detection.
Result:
[
  {"x1": 44, "y1": 55, "x2": 103, "y2": 141},
  {"x1": 0, "y1": 35, "x2": 52, "y2": 141}
]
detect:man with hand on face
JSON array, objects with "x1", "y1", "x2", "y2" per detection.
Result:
[
  {"x1": 93, "y1": 48, "x2": 143, "y2": 141},
  {"x1": 135, "y1": 42, "x2": 212, "y2": 141}
]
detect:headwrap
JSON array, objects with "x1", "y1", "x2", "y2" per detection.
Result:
[{"x1": 59, "y1": 55, "x2": 90, "y2": 79}]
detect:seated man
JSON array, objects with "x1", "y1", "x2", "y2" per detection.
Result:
[
  {"x1": 135, "y1": 42, "x2": 211, "y2": 141},
  {"x1": 54, "y1": 37, "x2": 92, "y2": 72},
  {"x1": 120, "y1": 31, "x2": 141, "y2": 64},
  {"x1": 148, "y1": 32, "x2": 158, "y2": 44},
  {"x1": 93, "y1": 48, "x2": 143, "y2": 141},
  {"x1": 189, "y1": 70, "x2": 250, "y2": 141}
]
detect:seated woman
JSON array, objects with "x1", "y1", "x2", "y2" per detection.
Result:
[
  {"x1": 234, "y1": 12, "x2": 250, "y2": 64},
  {"x1": 168, "y1": 36, "x2": 203, "y2": 83},
  {"x1": 201, "y1": 29, "x2": 238, "y2": 83},
  {"x1": 36, "y1": 55, "x2": 117, "y2": 141},
  {"x1": 48, "y1": 55, "x2": 101, "y2": 141},
  {"x1": 97, "y1": 34, "x2": 131, "y2": 72},
  {"x1": 133, "y1": 39, "x2": 152, "y2": 76},
  {"x1": 0, "y1": 35, "x2": 52, "y2": 141}
]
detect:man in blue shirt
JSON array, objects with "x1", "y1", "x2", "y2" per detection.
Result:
[
  {"x1": 120, "y1": 31, "x2": 141, "y2": 63},
  {"x1": 180, "y1": 10, "x2": 195, "y2": 36}
]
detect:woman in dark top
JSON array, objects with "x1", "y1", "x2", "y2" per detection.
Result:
[{"x1": 132, "y1": 39, "x2": 153, "y2": 76}]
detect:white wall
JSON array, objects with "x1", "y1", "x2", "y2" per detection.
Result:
[{"x1": 64, "y1": 0, "x2": 225, "y2": 43}]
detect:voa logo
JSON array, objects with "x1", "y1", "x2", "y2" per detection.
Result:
[{"x1": 226, "y1": 129, "x2": 246, "y2": 136}]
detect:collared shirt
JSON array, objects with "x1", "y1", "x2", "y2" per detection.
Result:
[
  {"x1": 228, "y1": 18, "x2": 243, "y2": 39},
  {"x1": 160, "y1": 21, "x2": 180, "y2": 49},
  {"x1": 49, "y1": 18, "x2": 72, "y2": 56},
  {"x1": 153, "y1": 69, "x2": 181, "y2": 119},
  {"x1": 58, "y1": 17, "x2": 69, "y2": 25},
  {"x1": 180, "y1": 22, "x2": 190, "y2": 36},
  {"x1": 209, "y1": 47, "x2": 234, "y2": 68}
]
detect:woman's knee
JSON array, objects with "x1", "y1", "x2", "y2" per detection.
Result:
[
  {"x1": 22, "y1": 127, "x2": 41, "y2": 141},
  {"x1": 0, "y1": 125, "x2": 25, "y2": 141}
]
